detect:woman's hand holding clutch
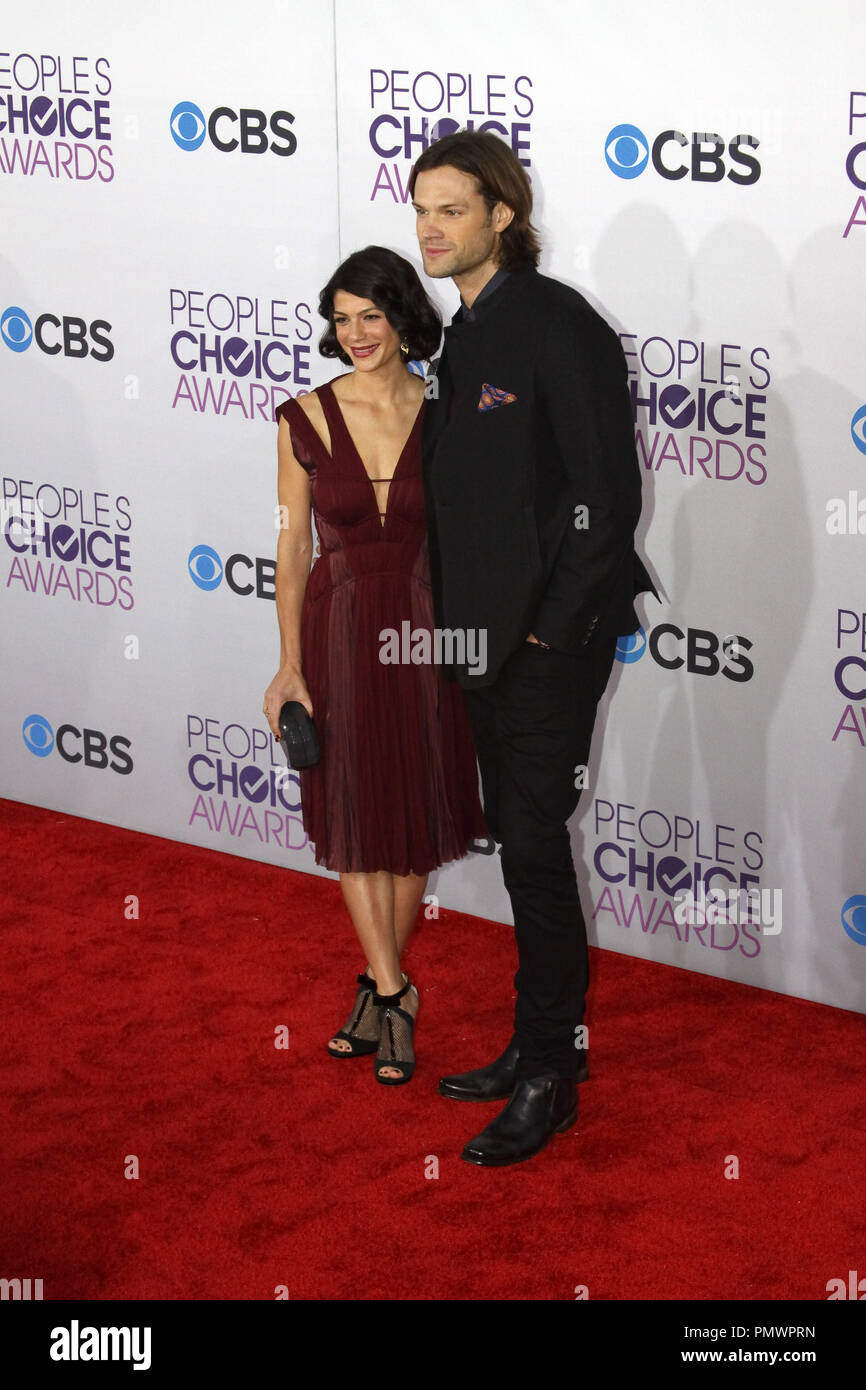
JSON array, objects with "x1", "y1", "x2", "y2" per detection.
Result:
[{"x1": 263, "y1": 666, "x2": 313, "y2": 740}]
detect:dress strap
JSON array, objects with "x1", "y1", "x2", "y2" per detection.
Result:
[
  {"x1": 316, "y1": 379, "x2": 351, "y2": 455},
  {"x1": 276, "y1": 392, "x2": 333, "y2": 463}
]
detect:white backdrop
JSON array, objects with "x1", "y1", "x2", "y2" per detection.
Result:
[{"x1": 2, "y1": 0, "x2": 864, "y2": 1014}]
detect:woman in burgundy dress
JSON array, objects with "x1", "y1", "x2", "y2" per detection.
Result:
[{"x1": 263, "y1": 247, "x2": 487, "y2": 1086}]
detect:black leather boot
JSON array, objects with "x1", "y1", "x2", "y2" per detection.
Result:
[
  {"x1": 460, "y1": 1075, "x2": 578, "y2": 1166},
  {"x1": 438, "y1": 1033, "x2": 588, "y2": 1101}
]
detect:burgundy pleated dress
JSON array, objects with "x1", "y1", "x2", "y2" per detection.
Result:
[{"x1": 275, "y1": 377, "x2": 488, "y2": 875}]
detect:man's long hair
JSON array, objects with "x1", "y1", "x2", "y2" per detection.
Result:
[{"x1": 408, "y1": 130, "x2": 541, "y2": 271}]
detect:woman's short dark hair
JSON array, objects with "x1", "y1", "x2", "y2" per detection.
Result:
[
  {"x1": 318, "y1": 246, "x2": 442, "y2": 364},
  {"x1": 408, "y1": 130, "x2": 541, "y2": 271}
]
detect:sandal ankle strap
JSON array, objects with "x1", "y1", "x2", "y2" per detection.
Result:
[{"x1": 373, "y1": 977, "x2": 413, "y2": 1008}]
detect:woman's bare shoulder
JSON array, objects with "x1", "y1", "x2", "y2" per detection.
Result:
[
  {"x1": 296, "y1": 387, "x2": 323, "y2": 416},
  {"x1": 292, "y1": 386, "x2": 334, "y2": 452}
]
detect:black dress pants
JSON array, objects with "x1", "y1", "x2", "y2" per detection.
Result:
[{"x1": 464, "y1": 632, "x2": 618, "y2": 1081}]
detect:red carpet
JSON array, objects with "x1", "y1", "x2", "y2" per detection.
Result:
[{"x1": 0, "y1": 796, "x2": 862, "y2": 1301}]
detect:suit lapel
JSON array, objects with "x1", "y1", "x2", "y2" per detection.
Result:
[{"x1": 422, "y1": 346, "x2": 456, "y2": 479}]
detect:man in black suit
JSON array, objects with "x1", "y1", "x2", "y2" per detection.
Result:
[{"x1": 410, "y1": 130, "x2": 657, "y2": 1167}]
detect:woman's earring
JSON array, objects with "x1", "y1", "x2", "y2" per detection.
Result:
[{"x1": 400, "y1": 340, "x2": 409, "y2": 356}]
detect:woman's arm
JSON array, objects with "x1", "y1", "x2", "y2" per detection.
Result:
[{"x1": 263, "y1": 413, "x2": 315, "y2": 733}]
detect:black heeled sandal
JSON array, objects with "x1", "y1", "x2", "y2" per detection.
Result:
[
  {"x1": 328, "y1": 970, "x2": 380, "y2": 1057},
  {"x1": 374, "y1": 975, "x2": 419, "y2": 1086}
]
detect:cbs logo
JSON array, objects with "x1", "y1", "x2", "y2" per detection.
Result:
[
  {"x1": 23, "y1": 715, "x2": 133, "y2": 774},
  {"x1": 170, "y1": 101, "x2": 296, "y2": 156},
  {"x1": 840, "y1": 896, "x2": 866, "y2": 947},
  {"x1": 617, "y1": 625, "x2": 754, "y2": 680},
  {"x1": 188, "y1": 544, "x2": 276, "y2": 600},
  {"x1": 605, "y1": 124, "x2": 760, "y2": 185},
  {"x1": 1, "y1": 306, "x2": 113, "y2": 361}
]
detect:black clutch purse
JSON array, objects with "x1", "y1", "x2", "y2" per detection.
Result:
[{"x1": 278, "y1": 700, "x2": 320, "y2": 769}]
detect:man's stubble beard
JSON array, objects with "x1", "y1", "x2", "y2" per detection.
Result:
[{"x1": 423, "y1": 222, "x2": 499, "y2": 281}]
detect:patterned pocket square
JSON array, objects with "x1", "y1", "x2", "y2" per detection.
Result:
[{"x1": 477, "y1": 382, "x2": 517, "y2": 411}]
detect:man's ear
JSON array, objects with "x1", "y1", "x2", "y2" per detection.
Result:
[{"x1": 493, "y1": 201, "x2": 516, "y2": 232}]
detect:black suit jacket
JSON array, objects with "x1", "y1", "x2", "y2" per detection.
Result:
[{"x1": 421, "y1": 261, "x2": 658, "y2": 688}]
